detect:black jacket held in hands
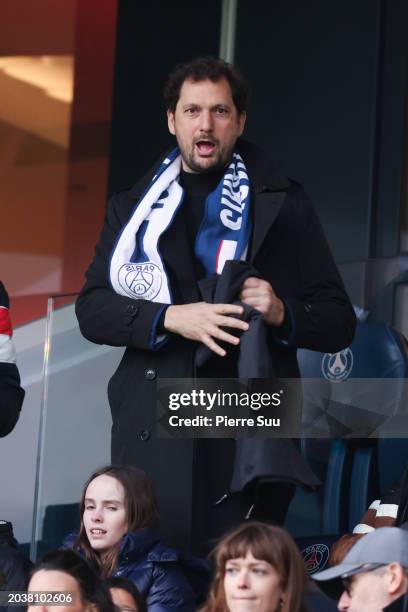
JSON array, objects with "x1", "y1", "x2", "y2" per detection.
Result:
[{"x1": 196, "y1": 259, "x2": 320, "y2": 494}]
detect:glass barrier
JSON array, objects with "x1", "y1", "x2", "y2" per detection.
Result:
[
  {"x1": 31, "y1": 294, "x2": 123, "y2": 560},
  {"x1": 0, "y1": 293, "x2": 49, "y2": 554}
]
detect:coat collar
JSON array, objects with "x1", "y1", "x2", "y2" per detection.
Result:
[
  {"x1": 237, "y1": 139, "x2": 290, "y2": 260},
  {"x1": 249, "y1": 190, "x2": 287, "y2": 262},
  {"x1": 61, "y1": 530, "x2": 179, "y2": 565},
  {"x1": 236, "y1": 139, "x2": 290, "y2": 192},
  {"x1": 119, "y1": 529, "x2": 179, "y2": 564}
]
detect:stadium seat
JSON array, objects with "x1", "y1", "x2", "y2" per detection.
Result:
[
  {"x1": 37, "y1": 503, "x2": 80, "y2": 557},
  {"x1": 288, "y1": 321, "x2": 408, "y2": 548}
]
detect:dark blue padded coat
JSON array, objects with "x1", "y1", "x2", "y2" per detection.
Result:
[{"x1": 64, "y1": 529, "x2": 209, "y2": 612}]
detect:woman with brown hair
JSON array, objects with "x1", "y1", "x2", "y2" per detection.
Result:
[
  {"x1": 64, "y1": 465, "x2": 207, "y2": 611},
  {"x1": 202, "y1": 522, "x2": 308, "y2": 612}
]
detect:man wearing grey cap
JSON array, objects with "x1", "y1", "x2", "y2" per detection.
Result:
[{"x1": 312, "y1": 527, "x2": 408, "y2": 611}]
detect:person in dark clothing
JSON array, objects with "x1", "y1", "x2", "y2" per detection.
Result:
[
  {"x1": 312, "y1": 527, "x2": 408, "y2": 612},
  {"x1": 28, "y1": 549, "x2": 114, "y2": 612},
  {"x1": 0, "y1": 281, "x2": 24, "y2": 437},
  {"x1": 64, "y1": 465, "x2": 208, "y2": 612},
  {"x1": 0, "y1": 520, "x2": 32, "y2": 611},
  {"x1": 76, "y1": 57, "x2": 356, "y2": 549},
  {"x1": 105, "y1": 576, "x2": 147, "y2": 612}
]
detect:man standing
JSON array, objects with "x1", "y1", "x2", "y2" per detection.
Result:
[
  {"x1": 76, "y1": 57, "x2": 355, "y2": 549},
  {"x1": 312, "y1": 527, "x2": 408, "y2": 611}
]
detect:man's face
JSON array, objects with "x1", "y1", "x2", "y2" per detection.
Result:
[
  {"x1": 167, "y1": 77, "x2": 246, "y2": 174},
  {"x1": 337, "y1": 569, "x2": 391, "y2": 612},
  {"x1": 28, "y1": 570, "x2": 95, "y2": 612}
]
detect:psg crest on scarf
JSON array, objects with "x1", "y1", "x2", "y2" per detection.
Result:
[{"x1": 118, "y1": 262, "x2": 162, "y2": 300}]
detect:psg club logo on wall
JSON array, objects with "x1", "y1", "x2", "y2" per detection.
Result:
[
  {"x1": 118, "y1": 262, "x2": 162, "y2": 300},
  {"x1": 302, "y1": 543, "x2": 330, "y2": 574},
  {"x1": 321, "y1": 348, "x2": 354, "y2": 382}
]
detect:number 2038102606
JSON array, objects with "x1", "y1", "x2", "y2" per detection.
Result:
[{"x1": 1, "y1": 592, "x2": 74, "y2": 606}]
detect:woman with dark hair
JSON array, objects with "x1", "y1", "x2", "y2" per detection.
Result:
[
  {"x1": 202, "y1": 522, "x2": 308, "y2": 612},
  {"x1": 27, "y1": 549, "x2": 114, "y2": 612},
  {"x1": 105, "y1": 576, "x2": 146, "y2": 612},
  {"x1": 64, "y1": 465, "x2": 207, "y2": 611}
]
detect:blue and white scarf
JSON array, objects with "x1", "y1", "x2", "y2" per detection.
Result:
[{"x1": 110, "y1": 148, "x2": 251, "y2": 304}]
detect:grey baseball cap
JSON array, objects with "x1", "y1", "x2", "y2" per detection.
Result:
[{"x1": 312, "y1": 527, "x2": 408, "y2": 599}]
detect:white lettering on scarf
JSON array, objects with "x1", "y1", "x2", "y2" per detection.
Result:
[{"x1": 220, "y1": 160, "x2": 249, "y2": 230}]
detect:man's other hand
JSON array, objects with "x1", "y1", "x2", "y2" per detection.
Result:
[
  {"x1": 164, "y1": 302, "x2": 249, "y2": 357},
  {"x1": 240, "y1": 277, "x2": 285, "y2": 326}
]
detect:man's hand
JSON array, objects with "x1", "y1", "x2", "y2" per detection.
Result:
[
  {"x1": 164, "y1": 302, "x2": 249, "y2": 357},
  {"x1": 239, "y1": 277, "x2": 285, "y2": 326}
]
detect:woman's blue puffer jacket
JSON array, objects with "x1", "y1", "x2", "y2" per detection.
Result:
[{"x1": 64, "y1": 529, "x2": 209, "y2": 611}]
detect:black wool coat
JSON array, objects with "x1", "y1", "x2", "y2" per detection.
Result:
[{"x1": 76, "y1": 140, "x2": 356, "y2": 547}]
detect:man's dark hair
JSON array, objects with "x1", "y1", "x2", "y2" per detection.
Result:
[
  {"x1": 105, "y1": 576, "x2": 147, "y2": 612},
  {"x1": 30, "y1": 549, "x2": 114, "y2": 612},
  {"x1": 163, "y1": 56, "x2": 249, "y2": 114}
]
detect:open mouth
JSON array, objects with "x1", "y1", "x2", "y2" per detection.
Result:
[
  {"x1": 195, "y1": 140, "x2": 216, "y2": 156},
  {"x1": 90, "y1": 528, "x2": 107, "y2": 536}
]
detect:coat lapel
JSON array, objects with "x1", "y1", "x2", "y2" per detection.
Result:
[
  {"x1": 249, "y1": 190, "x2": 287, "y2": 261},
  {"x1": 236, "y1": 139, "x2": 290, "y2": 262}
]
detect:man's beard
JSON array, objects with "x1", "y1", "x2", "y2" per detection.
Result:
[{"x1": 180, "y1": 143, "x2": 234, "y2": 174}]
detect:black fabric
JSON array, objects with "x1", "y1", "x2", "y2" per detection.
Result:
[
  {"x1": 196, "y1": 260, "x2": 320, "y2": 494},
  {"x1": 196, "y1": 261, "x2": 273, "y2": 376},
  {"x1": 178, "y1": 168, "x2": 225, "y2": 281},
  {"x1": 178, "y1": 168, "x2": 225, "y2": 194},
  {"x1": 0, "y1": 281, "x2": 24, "y2": 437},
  {"x1": 395, "y1": 466, "x2": 408, "y2": 526},
  {"x1": 0, "y1": 522, "x2": 32, "y2": 612},
  {"x1": 384, "y1": 594, "x2": 408, "y2": 612},
  {"x1": 156, "y1": 306, "x2": 169, "y2": 334},
  {"x1": 0, "y1": 380, "x2": 24, "y2": 437},
  {"x1": 198, "y1": 479, "x2": 297, "y2": 557},
  {"x1": 75, "y1": 139, "x2": 356, "y2": 550},
  {"x1": 0, "y1": 283, "x2": 9, "y2": 309},
  {"x1": 304, "y1": 580, "x2": 338, "y2": 612}
]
